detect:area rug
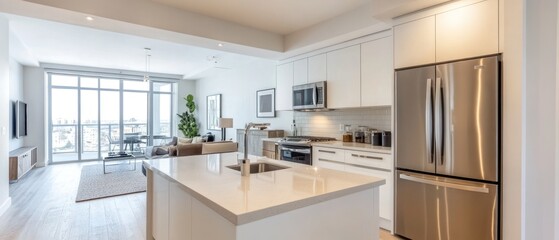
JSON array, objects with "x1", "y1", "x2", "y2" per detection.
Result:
[{"x1": 75, "y1": 163, "x2": 146, "y2": 202}]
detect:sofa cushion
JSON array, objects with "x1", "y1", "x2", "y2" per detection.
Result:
[
  {"x1": 176, "y1": 143, "x2": 203, "y2": 156},
  {"x1": 192, "y1": 136, "x2": 204, "y2": 143},
  {"x1": 201, "y1": 141, "x2": 238, "y2": 155},
  {"x1": 178, "y1": 137, "x2": 193, "y2": 144}
]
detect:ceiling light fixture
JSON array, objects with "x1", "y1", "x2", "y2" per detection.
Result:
[
  {"x1": 218, "y1": 43, "x2": 224, "y2": 47},
  {"x1": 85, "y1": 16, "x2": 94, "y2": 21},
  {"x1": 143, "y1": 48, "x2": 151, "y2": 82}
]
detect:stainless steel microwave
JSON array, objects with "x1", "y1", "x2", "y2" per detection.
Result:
[{"x1": 292, "y1": 81, "x2": 327, "y2": 110}]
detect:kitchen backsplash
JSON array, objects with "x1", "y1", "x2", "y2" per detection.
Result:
[{"x1": 293, "y1": 107, "x2": 392, "y2": 139}]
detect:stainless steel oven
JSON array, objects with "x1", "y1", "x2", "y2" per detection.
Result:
[
  {"x1": 292, "y1": 81, "x2": 327, "y2": 110},
  {"x1": 280, "y1": 144, "x2": 312, "y2": 165}
]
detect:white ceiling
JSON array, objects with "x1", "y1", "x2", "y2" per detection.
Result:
[
  {"x1": 150, "y1": 0, "x2": 371, "y2": 34},
  {"x1": 8, "y1": 15, "x2": 258, "y2": 79},
  {"x1": 3, "y1": 0, "x2": 449, "y2": 80}
]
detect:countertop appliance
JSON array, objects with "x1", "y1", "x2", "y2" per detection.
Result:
[
  {"x1": 292, "y1": 81, "x2": 327, "y2": 110},
  {"x1": 394, "y1": 55, "x2": 501, "y2": 240},
  {"x1": 279, "y1": 136, "x2": 336, "y2": 165}
]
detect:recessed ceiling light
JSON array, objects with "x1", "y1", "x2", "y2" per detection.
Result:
[
  {"x1": 86, "y1": 16, "x2": 94, "y2": 21},
  {"x1": 218, "y1": 43, "x2": 224, "y2": 47}
]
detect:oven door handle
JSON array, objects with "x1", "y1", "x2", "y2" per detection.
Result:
[{"x1": 281, "y1": 147, "x2": 311, "y2": 154}]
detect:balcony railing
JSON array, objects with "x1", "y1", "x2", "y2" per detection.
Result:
[{"x1": 52, "y1": 122, "x2": 171, "y2": 155}]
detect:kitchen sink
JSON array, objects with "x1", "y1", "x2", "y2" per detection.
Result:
[{"x1": 227, "y1": 162, "x2": 289, "y2": 174}]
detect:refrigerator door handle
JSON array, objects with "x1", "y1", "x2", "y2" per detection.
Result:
[
  {"x1": 438, "y1": 77, "x2": 445, "y2": 165},
  {"x1": 399, "y1": 173, "x2": 489, "y2": 193},
  {"x1": 425, "y1": 78, "x2": 434, "y2": 163},
  {"x1": 434, "y1": 77, "x2": 442, "y2": 166}
]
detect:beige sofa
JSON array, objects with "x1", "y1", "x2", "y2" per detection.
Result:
[
  {"x1": 145, "y1": 137, "x2": 238, "y2": 158},
  {"x1": 173, "y1": 141, "x2": 238, "y2": 156}
]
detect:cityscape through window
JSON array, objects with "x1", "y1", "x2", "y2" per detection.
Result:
[{"x1": 48, "y1": 73, "x2": 176, "y2": 162}]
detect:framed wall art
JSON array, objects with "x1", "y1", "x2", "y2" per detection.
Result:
[
  {"x1": 256, "y1": 88, "x2": 275, "y2": 118},
  {"x1": 206, "y1": 94, "x2": 221, "y2": 130}
]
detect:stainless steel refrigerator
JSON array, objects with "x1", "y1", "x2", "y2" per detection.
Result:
[{"x1": 394, "y1": 55, "x2": 500, "y2": 240}]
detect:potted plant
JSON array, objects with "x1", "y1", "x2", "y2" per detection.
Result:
[{"x1": 177, "y1": 94, "x2": 199, "y2": 137}]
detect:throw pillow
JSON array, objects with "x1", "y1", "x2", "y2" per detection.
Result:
[
  {"x1": 166, "y1": 136, "x2": 178, "y2": 146},
  {"x1": 178, "y1": 137, "x2": 193, "y2": 144},
  {"x1": 192, "y1": 136, "x2": 204, "y2": 143},
  {"x1": 168, "y1": 146, "x2": 177, "y2": 156},
  {"x1": 155, "y1": 146, "x2": 169, "y2": 155}
]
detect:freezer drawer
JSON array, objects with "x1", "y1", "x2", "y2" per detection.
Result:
[{"x1": 395, "y1": 170, "x2": 498, "y2": 240}]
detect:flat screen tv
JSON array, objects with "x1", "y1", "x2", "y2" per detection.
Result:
[{"x1": 15, "y1": 100, "x2": 27, "y2": 138}]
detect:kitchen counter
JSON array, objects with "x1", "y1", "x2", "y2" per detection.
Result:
[
  {"x1": 261, "y1": 137, "x2": 283, "y2": 143},
  {"x1": 144, "y1": 152, "x2": 384, "y2": 240},
  {"x1": 312, "y1": 141, "x2": 392, "y2": 154}
]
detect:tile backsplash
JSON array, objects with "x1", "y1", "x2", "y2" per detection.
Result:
[{"x1": 293, "y1": 107, "x2": 392, "y2": 139}]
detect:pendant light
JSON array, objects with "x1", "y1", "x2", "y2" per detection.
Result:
[{"x1": 143, "y1": 47, "x2": 151, "y2": 82}]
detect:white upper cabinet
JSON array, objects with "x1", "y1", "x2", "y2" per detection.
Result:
[
  {"x1": 436, "y1": 0, "x2": 499, "y2": 62},
  {"x1": 276, "y1": 62, "x2": 293, "y2": 111},
  {"x1": 394, "y1": 0, "x2": 499, "y2": 68},
  {"x1": 327, "y1": 45, "x2": 361, "y2": 109},
  {"x1": 361, "y1": 36, "x2": 394, "y2": 107},
  {"x1": 293, "y1": 58, "x2": 308, "y2": 86},
  {"x1": 308, "y1": 53, "x2": 327, "y2": 83},
  {"x1": 394, "y1": 16, "x2": 436, "y2": 68}
]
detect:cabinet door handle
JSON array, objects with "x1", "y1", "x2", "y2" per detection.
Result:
[
  {"x1": 319, "y1": 158, "x2": 391, "y2": 172},
  {"x1": 318, "y1": 158, "x2": 343, "y2": 164},
  {"x1": 318, "y1": 150, "x2": 337, "y2": 154},
  {"x1": 351, "y1": 154, "x2": 383, "y2": 160}
]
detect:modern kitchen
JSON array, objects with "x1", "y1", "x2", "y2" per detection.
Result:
[
  {"x1": 0, "y1": 0, "x2": 556, "y2": 239},
  {"x1": 145, "y1": 0, "x2": 503, "y2": 239}
]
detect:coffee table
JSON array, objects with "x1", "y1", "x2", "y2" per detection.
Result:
[{"x1": 103, "y1": 153, "x2": 143, "y2": 174}]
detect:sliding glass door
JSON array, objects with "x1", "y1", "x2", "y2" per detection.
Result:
[
  {"x1": 48, "y1": 73, "x2": 176, "y2": 163},
  {"x1": 51, "y1": 87, "x2": 79, "y2": 162}
]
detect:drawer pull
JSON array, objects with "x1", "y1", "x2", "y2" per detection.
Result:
[
  {"x1": 351, "y1": 154, "x2": 383, "y2": 160},
  {"x1": 319, "y1": 159, "x2": 391, "y2": 172},
  {"x1": 318, "y1": 158, "x2": 345, "y2": 164},
  {"x1": 318, "y1": 150, "x2": 337, "y2": 154}
]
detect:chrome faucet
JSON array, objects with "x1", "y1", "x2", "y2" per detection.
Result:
[{"x1": 240, "y1": 122, "x2": 270, "y2": 176}]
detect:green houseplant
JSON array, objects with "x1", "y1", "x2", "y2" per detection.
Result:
[{"x1": 177, "y1": 94, "x2": 199, "y2": 138}]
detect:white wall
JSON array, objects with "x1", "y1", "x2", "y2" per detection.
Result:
[
  {"x1": 0, "y1": 17, "x2": 11, "y2": 217},
  {"x1": 8, "y1": 58, "x2": 23, "y2": 151},
  {"x1": 195, "y1": 59, "x2": 293, "y2": 141},
  {"x1": 524, "y1": 0, "x2": 558, "y2": 239},
  {"x1": 23, "y1": 66, "x2": 47, "y2": 166}
]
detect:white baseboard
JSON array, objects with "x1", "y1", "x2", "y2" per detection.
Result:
[
  {"x1": 379, "y1": 217, "x2": 393, "y2": 232},
  {"x1": 0, "y1": 197, "x2": 11, "y2": 217}
]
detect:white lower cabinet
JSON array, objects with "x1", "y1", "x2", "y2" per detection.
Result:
[
  {"x1": 169, "y1": 182, "x2": 192, "y2": 240},
  {"x1": 313, "y1": 146, "x2": 393, "y2": 231},
  {"x1": 153, "y1": 173, "x2": 170, "y2": 240},
  {"x1": 344, "y1": 165, "x2": 392, "y2": 231},
  {"x1": 314, "y1": 147, "x2": 345, "y2": 163}
]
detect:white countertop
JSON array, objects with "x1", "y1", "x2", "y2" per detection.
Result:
[
  {"x1": 312, "y1": 141, "x2": 392, "y2": 154},
  {"x1": 143, "y1": 152, "x2": 385, "y2": 225},
  {"x1": 261, "y1": 137, "x2": 283, "y2": 142}
]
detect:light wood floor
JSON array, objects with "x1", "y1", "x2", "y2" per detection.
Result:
[
  {"x1": 0, "y1": 163, "x2": 401, "y2": 240},
  {"x1": 0, "y1": 163, "x2": 146, "y2": 240}
]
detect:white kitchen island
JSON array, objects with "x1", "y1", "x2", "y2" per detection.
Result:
[{"x1": 143, "y1": 152, "x2": 385, "y2": 240}]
